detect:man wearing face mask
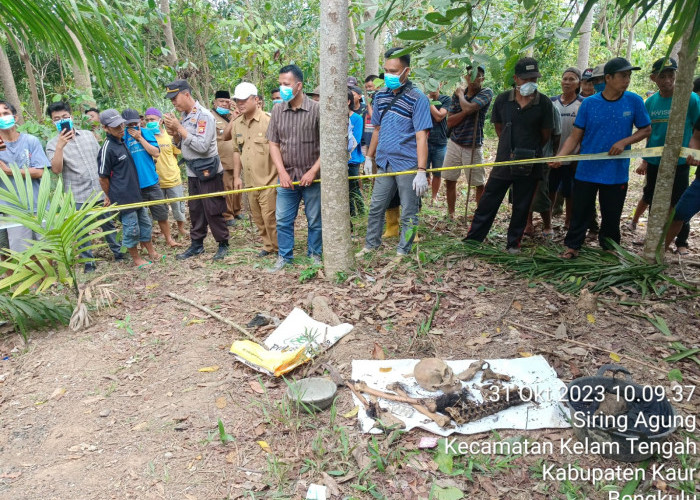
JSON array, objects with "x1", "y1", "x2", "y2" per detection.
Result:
[
  {"x1": 266, "y1": 64, "x2": 321, "y2": 272},
  {"x1": 464, "y1": 57, "x2": 554, "y2": 253},
  {"x1": 212, "y1": 90, "x2": 243, "y2": 226},
  {"x1": 356, "y1": 47, "x2": 433, "y2": 258},
  {"x1": 121, "y1": 109, "x2": 177, "y2": 252},
  {"x1": 552, "y1": 57, "x2": 651, "y2": 258},
  {"x1": 144, "y1": 107, "x2": 187, "y2": 240},
  {"x1": 588, "y1": 64, "x2": 606, "y2": 95},
  {"x1": 270, "y1": 88, "x2": 282, "y2": 106},
  {"x1": 45, "y1": 101, "x2": 123, "y2": 270},
  {"x1": 0, "y1": 101, "x2": 50, "y2": 253}
]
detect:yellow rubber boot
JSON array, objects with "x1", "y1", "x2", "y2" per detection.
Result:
[{"x1": 382, "y1": 207, "x2": 400, "y2": 238}]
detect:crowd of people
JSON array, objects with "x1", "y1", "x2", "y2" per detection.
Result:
[{"x1": 1, "y1": 50, "x2": 699, "y2": 274}]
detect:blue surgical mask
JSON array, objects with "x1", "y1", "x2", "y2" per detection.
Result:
[
  {"x1": 216, "y1": 106, "x2": 230, "y2": 115},
  {"x1": 384, "y1": 68, "x2": 407, "y2": 90},
  {"x1": 518, "y1": 82, "x2": 538, "y2": 96},
  {"x1": 272, "y1": 99, "x2": 283, "y2": 104},
  {"x1": 594, "y1": 82, "x2": 606, "y2": 93},
  {"x1": 146, "y1": 121, "x2": 160, "y2": 133},
  {"x1": 54, "y1": 118, "x2": 74, "y2": 133},
  {"x1": 0, "y1": 115, "x2": 16, "y2": 130},
  {"x1": 279, "y1": 85, "x2": 295, "y2": 102}
]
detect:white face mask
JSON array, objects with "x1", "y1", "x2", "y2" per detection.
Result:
[{"x1": 518, "y1": 82, "x2": 538, "y2": 96}]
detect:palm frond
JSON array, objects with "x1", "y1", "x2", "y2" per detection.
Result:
[
  {"x1": 0, "y1": 292, "x2": 72, "y2": 341},
  {"x1": 0, "y1": 0, "x2": 154, "y2": 94}
]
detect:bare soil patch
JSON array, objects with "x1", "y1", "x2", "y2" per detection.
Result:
[{"x1": 1, "y1": 165, "x2": 699, "y2": 499}]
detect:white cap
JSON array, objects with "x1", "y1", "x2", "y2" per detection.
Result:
[{"x1": 232, "y1": 82, "x2": 258, "y2": 100}]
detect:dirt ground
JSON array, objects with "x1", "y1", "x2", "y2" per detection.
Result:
[{"x1": 1, "y1": 164, "x2": 699, "y2": 500}]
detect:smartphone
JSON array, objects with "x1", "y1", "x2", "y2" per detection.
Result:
[{"x1": 60, "y1": 120, "x2": 72, "y2": 133}]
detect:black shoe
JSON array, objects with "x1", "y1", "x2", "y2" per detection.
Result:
[
  {"x1": 257, "y1": 250, "x2": 271, "y2": 257},
  {"x1": 84, "y1": 262, "x2": 97, "y2": 273},
  {"x1": 176, "y1": 244, "x2": 204, "y2": 260},
  {"x1": 234, "y1": 214, "x2": 245, "y2": 220},
  {"x1": 212, "y1": 242, "x2": 229, "y2": 261},
  {"x1": 225, "y1": 219, "x2": 236, "y2": 227}
]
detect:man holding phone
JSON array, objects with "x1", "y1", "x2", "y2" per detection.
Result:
[{"x1": 45, "y1": 101, "x2": 123, "y2": 270}]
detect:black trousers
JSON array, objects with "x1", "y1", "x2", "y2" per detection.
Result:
[
  {"x1": 642, "y1": 164, "x2": 690, "y2": 248},
  {"x1": 564, "y1": 180, "x2": 627, "y2": 251},
  {"x1": 188, "y1": 173, "x2": 229, "y2": 243},
  {"x1": 465, "y1": 176, "x2": 539, "y2": 249}
]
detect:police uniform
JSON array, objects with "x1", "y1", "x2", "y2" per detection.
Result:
[
  {"x1": 178, "y1": 101, "x2": 229, "y2": 243},
  {"x1": 213, "y1": 110, "x2": 242, "y2": 220}
]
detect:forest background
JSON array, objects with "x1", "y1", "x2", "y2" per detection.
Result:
[{"x1": 0, "y1": 0, "x2": 689, "y2": 144}]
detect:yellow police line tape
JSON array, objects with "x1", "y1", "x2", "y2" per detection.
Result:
[{"x1": 96, "y1": 146, "x2": 699, "y2": 213}]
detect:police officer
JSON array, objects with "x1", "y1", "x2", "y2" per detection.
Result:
[{"x1": 162, "y1": 79, "x2": 230, "y2": 261}]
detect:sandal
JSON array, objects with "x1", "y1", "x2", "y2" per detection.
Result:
[
  {"x1": 560, "y1": 248, "x2": 579, "y2": 260},
  {"x1": 542, "y1": 230, "x2": 554, "y2": 240},
  {"x1": 674, "y1": 247, "x2": 689, "y2": 256}
]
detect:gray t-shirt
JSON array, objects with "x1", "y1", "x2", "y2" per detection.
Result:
[
  {"x1": 0, "y1": 133, "x2": 49, "y2": 212},
  {"x1": 542, "y1": 106, "x2": 562, "y2": 158}
]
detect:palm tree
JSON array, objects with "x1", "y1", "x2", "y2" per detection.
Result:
[{"x1": 0, "y1": 0, "x2": 153, "y2": 95}]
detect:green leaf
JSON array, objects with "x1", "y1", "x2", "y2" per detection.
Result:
[
  {"x1": 433, "y1": 450, "x2": 453, "y2": 474},
  {"x1": 397, "y1": 29, "x2": 436, "y2": 41},
  {"x1": 429, "y1": 484, "x2": 464, "y2": 500},
  {"x1": 425, "y1": 12, "x2": 451, "y2": 25},
  {"x1": 667, "y1": 369, "x2": 683, "y2": 382},
  {"x1": 619, "y1": 459, "x2": 649, "y2": 497},
  {"x1": 445, "y1": 6, "x2": 470, "y2": 20},
  {"x1": 664, "y1": 349, "x2": 700, "y2": 362},
  {"x1": 217, "y1": 419, "x2": 234, "y2": 444}
]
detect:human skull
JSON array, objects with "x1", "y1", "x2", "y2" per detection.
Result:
[{"x1": 413, "y1": 358, "x2": 461, "y2": 393}]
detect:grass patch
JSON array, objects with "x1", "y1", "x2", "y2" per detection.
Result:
[{"x1": 460, "y1": 240, "x2": 694, "y2": 298}]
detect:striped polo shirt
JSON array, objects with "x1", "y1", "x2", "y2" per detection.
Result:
[
  {"x1": 266, "y1": 95, "x2": 320, "y2": 181},
  {"x1": 371, "y1": 82, "x2": 433, "y2": 172}
]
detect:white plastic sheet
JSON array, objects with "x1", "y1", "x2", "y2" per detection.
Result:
[{"x1": 352, "y1": 356, "x2": 571, "y2": 436}]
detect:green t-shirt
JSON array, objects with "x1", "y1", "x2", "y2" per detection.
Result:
[{"x1": 644, "y1": 90, "x2": 700, "y2": 166}]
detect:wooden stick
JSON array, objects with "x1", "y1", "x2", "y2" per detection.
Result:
[
  {"x1": 506, "y1": 320, "x2": 700, "y2": 386},
  {"x1": 166, "y1": 292, "x2": 259, "y2": 343}
]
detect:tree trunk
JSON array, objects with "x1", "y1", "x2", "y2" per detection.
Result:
[
  {"x1": 66, "y1": 27, "x2": 94, "y2": 104},
  {"x1": 669, "y1": 39, "x2": 682, "y2": 60},
  {"x1": 625, "y1": 9, "x2": 638, "y2": 61},
  {"x1": 576, "y1": 9, "x2": 594, "y2": 70},
  {"x1": 348, "y1": 16, "x2": 358, "y2": 63},
  {"x1": 0, "y1": 44, "x2": 24, "y2": 124},
  {"x1": 524, "y1": 13, "x2": 537, "y2": 57},
  {"x1": 320, "y1": 0, "x2": 353, "y2": 275},
  {"x1": 8, "y1": 36, "x2": 42, "y2": 119},
  {"x1": 160, "y1": 0, "x2": 178, "y2": 67},
  {"x1": 362, "y1": 0, "x2": 380, "y2": 77},
  {"x1": 642, "y1": 27, "x2": 697, "y2": 261}
]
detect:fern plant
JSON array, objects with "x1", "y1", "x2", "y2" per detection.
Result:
[{"x1": 0, "y1": 165, "x2": 118, "y2": 338}]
